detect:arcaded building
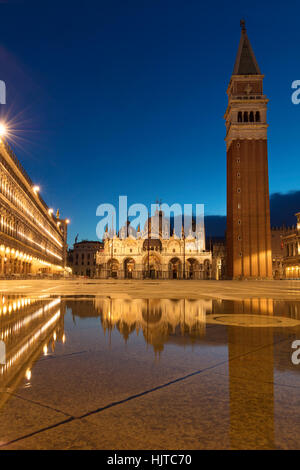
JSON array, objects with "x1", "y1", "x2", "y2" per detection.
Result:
[
  {"x1": 96, "y1": 210, "x2": 212, "y2": 279},
  {"x1": 282, "y1": 213, "x2": 300, "y2": 279},
  {"x1": 225, "y1": 22, "x2": 272, "y2": 279},
  {"x1": 0, "y1": 137, "x2": 69, "y2": 276}
]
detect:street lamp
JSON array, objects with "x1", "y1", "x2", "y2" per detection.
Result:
[
  {"x1": 182, "y1": 225, "x2": 186, "y2": 279},
  {"x1": 0, "y1": 123, "x2": 6, "y2": 138},
  {"x1": 148, "y1": 217, "x2": 150, "y2": 279}
]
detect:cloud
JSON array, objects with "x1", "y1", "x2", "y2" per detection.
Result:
[
  {"x1": 270, "y1": 191, "x2": 300, "y2": 227},
  {"x1": 205, "y1": 191, "x2": 300, "y2": 237},
  {"x1": 205, "y1": 215, "x2": 226, "y2": 237}
]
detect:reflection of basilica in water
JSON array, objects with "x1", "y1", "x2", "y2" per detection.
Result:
[
  {"x1": 1, "y1": 294, "x2": 300, "y2": 449},
  {"x1": 0, "y1": 295, "x2": 65, "y2": 409},
  {"x1": 67, "y1": 298, "x2": 212, "y2": 354},
  {"x1": 66, "y1": 296, "x2": 300, "y2": 354},
  {"x1": 66, "y1": 296, "x2": 300, "y2": 449}
]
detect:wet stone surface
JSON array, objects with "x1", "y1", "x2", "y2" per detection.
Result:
[{"x1": 0, "y1": 281, "x2": 300, "y2": 449}]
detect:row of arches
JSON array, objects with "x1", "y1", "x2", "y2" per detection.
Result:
[
  {"x1": 0, "y1": 209, "x2": 61, "y2": 262},
  {"x1": 286, "y1": 242, "x2": 298, "y2": 257},
  {"x1": 105, "y1": 256, "x2": 211, "y2": 280},
  {"x1": 0, "y1": 254, "x2": 32, "y2": 276},
  {"x1": 0, "y1": 165, "x2": 59, "y2": 246},
  {"x1": 238, "y1": 111, "x2": 260, "y2": 123}
]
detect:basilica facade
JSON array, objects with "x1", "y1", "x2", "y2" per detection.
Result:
[{"x1": 96, "y1": 210, "x2": 212, "y2": 279}]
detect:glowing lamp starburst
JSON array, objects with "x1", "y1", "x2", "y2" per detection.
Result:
[{"x1": 0, "y1": 123, "x2": 6, "y2": 137}]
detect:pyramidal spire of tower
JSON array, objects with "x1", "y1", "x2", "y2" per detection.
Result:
[{"x1": 233, "y1": 20, "x2": 261, "y2": 75}]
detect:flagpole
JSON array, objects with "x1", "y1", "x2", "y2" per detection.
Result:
[
  {"x1": 148, "y1": 214, "x2": 150, "y2": 278},
  {"x1": 111, "y1": 217, "x2": 114, "y2": 277},
  {"x1": 182, "y1": 225, "x2": 186, "y2": 280}
]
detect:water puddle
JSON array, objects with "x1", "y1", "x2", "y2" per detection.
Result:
[{"x1": 0, "y1": 293, "x2": 300, "y2": 449}]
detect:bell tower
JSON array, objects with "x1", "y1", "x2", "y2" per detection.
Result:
[{"x1": 225, "y1": 21, "x2": 272, "y2": 279}]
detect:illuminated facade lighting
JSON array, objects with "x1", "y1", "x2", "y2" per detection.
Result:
[{"x1": 0, "y1": 139, "x2": 69, "y2": 275}]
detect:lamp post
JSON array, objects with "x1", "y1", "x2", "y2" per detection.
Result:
[
  {"x1": 147, "y1": 216, "x2": 150, "y2": 279},
  {"x1": 110, "y1": 238, "x2": 114, "y2": 278},
  {"x1": 0, "y1": 122, "x2": 7, "y2": 139},
  {"x1": 110, "y1": 217, "x2": 115, "y2": 278},
  {"x1": 182, "y1": 225, "x2": 186, "y2": 280}
]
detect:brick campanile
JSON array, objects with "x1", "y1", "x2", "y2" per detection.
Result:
[{"x1": 225, "y1": 21, "x2": 272, "y2": 279}]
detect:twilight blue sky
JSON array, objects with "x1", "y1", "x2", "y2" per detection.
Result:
[{"x1": 0, "y1": 0, "x2": 299, "y2": 244}]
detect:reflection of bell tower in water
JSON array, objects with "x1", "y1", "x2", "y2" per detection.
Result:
[
  {"x1": 225, "y1": 299, "x2": 275, "y2": 449},
  {"x1": 225, "y1": 21, "x2": 272, "y2": 279}
]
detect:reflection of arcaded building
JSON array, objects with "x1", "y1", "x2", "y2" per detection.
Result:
[
  {"x1": 0, "y1": 296, "x2": 65, "y2": 409},
  {"x1": 97, "y1": 210, "x2": 212, "y2": 279},
  {"x1": 0, "y1": 137, "x2": 69, "y2": 276},
  {"x1": 212, "y1": 297, "x2": 274, "y2": 316}
]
